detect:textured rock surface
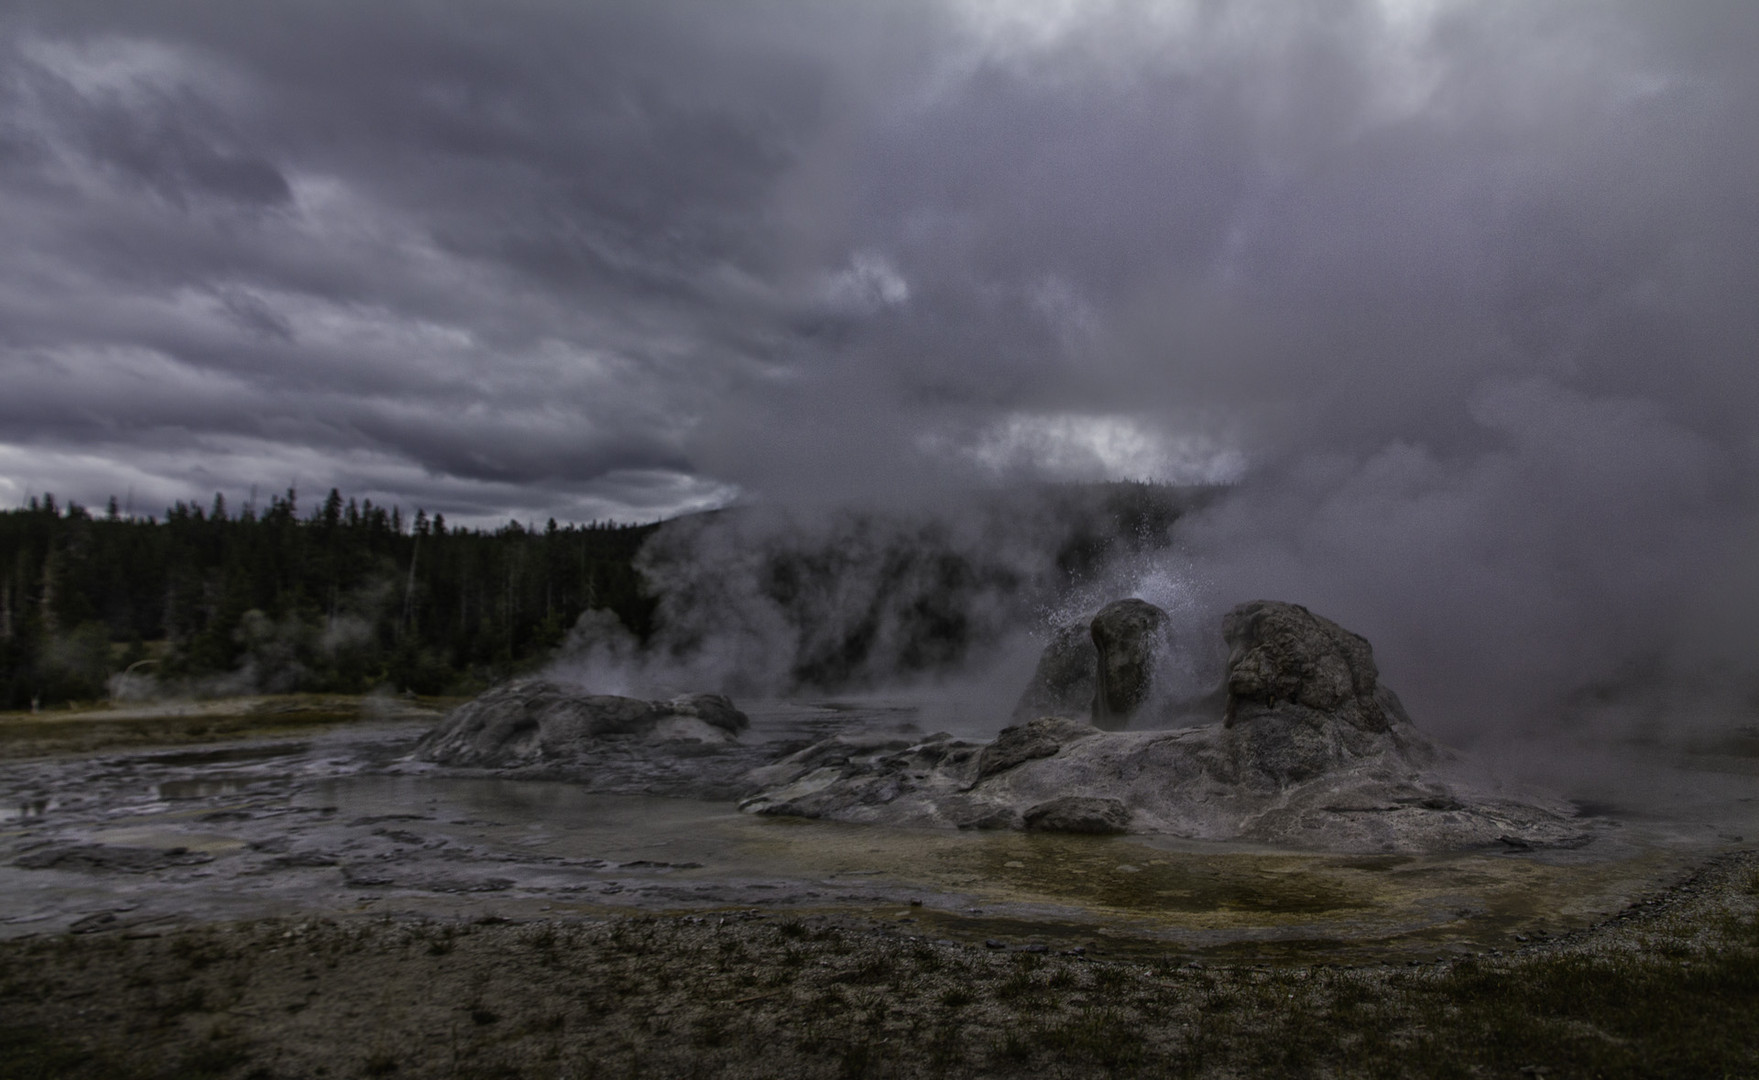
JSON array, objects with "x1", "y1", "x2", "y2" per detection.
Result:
[
  {"x1": 1023, "y1": 796, "x2": 1131, "y2": 834},
  {"x1": 415, "y1": 680, "x2": 749, "y2": 769},
  {"x1": 740, "y1": 600, "x2": 1594, "y2": 853},
  {"x1": 739, "y1": 732, "x2": 993, "y2": 827},
  {"x1": 976, "y1": 717, "x2": 1098, "y2": 781},
  {"x1": 1090, "y1": 599, "x2": 1172, "y2": 729},
  {"x1": 1223, "y1": 600, "x2": 1400, "y2": 730},
  {"x1": 1220, "y1": 600, "x2": 1427, "y2": 785},
  {"x1": 1011, "y1": 620, "x2": 1098, "y2": 721}
]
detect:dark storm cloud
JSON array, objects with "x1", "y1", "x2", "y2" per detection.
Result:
[
  {"x1": 2, "y1": 0, "x2": 1758, "y2": 742},
  {"x1": 0, "y1": 0, "x2": 868, "y2": 522},
  {"x1": 54, "y1": 82, "x2": 292, "y2": 207}
]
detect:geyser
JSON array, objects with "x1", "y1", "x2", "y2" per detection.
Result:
[
  {"x1": 740, "y1": 600, "x2": 1591, "y2": 854},
  {"x1": 1012, "y1": 598, "x2": 1176, "y2": 728},
  {"x1": 416, "y1": 598, "x2": 1595, "y2": 854}
]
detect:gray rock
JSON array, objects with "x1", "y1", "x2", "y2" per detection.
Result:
[
  {"x1": 975, "y1": 716, "x2": 1097, "y2": 781},
  {"x1": 956, "y1": 807, "x2": 1020, "y2": 831},
  {"x1": 738, "y1": 732, "x2": 987, "y2": 828},
  {"x1": 1011, "y1": 620, "x2": 1097, "y2": 721},
  {"x1": 659, "y1": 693, "x2": 751, "y2": 733},
  {"x1": 1023, "y1": 796, "x2": 1131, "y2": 834},
  {"x1": 738, "y1": 600, "x2": 1595, "y2": 854},
  {"x1": 415, "y1": 680, "x2": 749, "y2": 768},
  {"x1": 1223, "y1": 600, "x2": 1390, "y2": 731},
  {"x1": 14, "y1": 843, "x2": 215, "y2": 873},
  {"x1": 1220, "y1": 601, "x2": 1429, "y2": 786},
  {"x1": 1090, "y1": 599, "x2": 1171, "y2": 729}
]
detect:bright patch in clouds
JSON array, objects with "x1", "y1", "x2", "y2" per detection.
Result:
[
  {"x1": 821, "y1": 251, "x2": 910, "y2": 312},
  {"x1": 963, "y1": 413, "x2": 1244, "y2": 484}
]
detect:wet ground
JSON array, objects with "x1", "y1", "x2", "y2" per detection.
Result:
[{"x1": 3, "y1": 697, "x2": 1756, "y2": 964}]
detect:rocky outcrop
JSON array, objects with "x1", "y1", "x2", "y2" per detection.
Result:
[
  {"x1": 739, "y1": 732, "x2": 993, "y2": 828},
  {"x1": 1023, "y1": 796, "x2": 1131, "y2": 834},
  {"x1": 1223, "y1": 600, "x2": 1402, "y2": 731},
  {"x1": 739, "y1": 600, "x2": 1594, "y2": 854},
  {"x1": 1012, "y1": 598, "x2": 1173, "y2": 728},
  {"x1": 1090, "y1": 599, "x2": 1171, "y2": 728},
  {"x1": 415, "y1": 680, "x2": 749, "y2": 769},
  {"x1": 976, "y1": 716, "x2": 1098, "y2": 781},
  {"x1": 1220, "y1": 601, "x2": 1429, "y2": 786},
  {"x1": 1011, "y1": 621, "x2": 1097, "y2": 721}
]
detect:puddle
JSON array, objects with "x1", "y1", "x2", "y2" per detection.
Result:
[
  {"x1": 1, "y1": 797, "x2": 52, "y2": 823},
  {"x1": 290, "y1": 776, "x2": 1373, "y2": 923},
  {"x1": 279, "y1": 774, "x2": 1701, "y2": 959},
  {"x1": 296, "y1": 776, "x2": 751, "y2": 864}
]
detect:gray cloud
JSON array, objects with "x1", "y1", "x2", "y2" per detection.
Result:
[{"x1": 1, "y1": 0, "x2": 1758, "y2": 745}]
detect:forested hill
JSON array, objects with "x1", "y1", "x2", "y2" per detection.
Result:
[{"x1": 0, "y1": 490, "x2": 658, "y2": 709}]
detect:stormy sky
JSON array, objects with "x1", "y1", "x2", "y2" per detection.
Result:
[{"x1": 4, "y1": 1, "x2": 1759, "y2": 735}]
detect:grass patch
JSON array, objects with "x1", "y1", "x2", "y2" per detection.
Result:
[
  {"x1": 1, "y1": 855, "x2": 1754, "y2": 1079},
  {"x1": 0, "y1": 1024, "x2": 104, "y2": 1080}
]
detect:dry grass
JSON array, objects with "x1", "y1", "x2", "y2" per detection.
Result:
[
  {"x1": 0, "y1": 694, "x2": 453, "y2": 758},
  {"x1": 2, "y1": 854, "x2": 1755, "y2": 1079}
]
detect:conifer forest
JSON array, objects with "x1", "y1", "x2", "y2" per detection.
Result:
[{"x1": 0, "y1": 489, "x2": 657, "y2": 709}]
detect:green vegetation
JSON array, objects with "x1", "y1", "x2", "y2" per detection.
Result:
[{"x1": 0, "y1": 490, "x2": 657, "y2": 708}]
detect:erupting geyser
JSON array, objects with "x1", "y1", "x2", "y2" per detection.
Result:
[
  {"x1": 1090, "y1": 598, "x2": 1172, "y2": 729},
  {"x1": 418, "y1": 600, "x2": 1595, "y2": 854},
  {"x1": 741, "y1": 600, "x2": 1592, "y2": 853}
]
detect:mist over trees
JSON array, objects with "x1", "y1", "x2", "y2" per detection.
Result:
[
  {"x1": 0, "y1": 489, "x2": 656, "y2": 708},
  {"x1": 0, "y1": 482, "x2": 1203, "y2": 710}
]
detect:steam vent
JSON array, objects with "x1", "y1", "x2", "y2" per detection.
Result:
[{"x1": 740, "y1": 600, "x2": 1592, "y2": 854}]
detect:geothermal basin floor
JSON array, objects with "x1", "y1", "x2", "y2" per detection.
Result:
[
  {"x1": 2, "y1": 698, "x2": 1754, "y2": 962},
  {"x1": 2, "y1": 698, "x2": 1758, "y2": 1078}
]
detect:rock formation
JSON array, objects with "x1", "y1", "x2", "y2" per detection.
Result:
[
  {"x1": 1221, "y1": 600, "x2": 1426, "y2": 784},
  {"x1": 1012, "y1": 598, "x2": 1172, "y2": 728},
  {"x1": 1089, "y1": 598, "x2": 1171, "y2": 728},
  {"x1": 740, "y1": 600, "x2": 1593, "y2": 853},
  {"x1": 1010, "y1": 621, "x2": 1096, "y2": 721},
  {"x1": 976, "y1": 716, "x2": 1098, "y2": 781},
  {"x1": 1022, "y1": 796, "x2": 1131, "y2": 834},
  {"x1": 416, "y1": 680, "x2": 748, "y2": 770}
]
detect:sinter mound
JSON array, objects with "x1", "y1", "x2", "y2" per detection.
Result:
[
  {"x1": 741, "y1": 600, "x2": 1591, "y2": 853},
  {"x1": 416, "y1": 681, "x2": 749, "y2": 766},
  {"x1": 413, "y1": 680, "x2": 764, "y2": 797},
  {"x1": 1013, "y1": 597, "x2": 1220, "y2": 728}
]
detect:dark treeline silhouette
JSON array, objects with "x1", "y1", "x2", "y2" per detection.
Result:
[
  {"x1": 0, "y1": 489, "x2": 657, "y2": 708},
  {"x1": 1, "y1": 479, "x2": 1216, "y2": 710}
]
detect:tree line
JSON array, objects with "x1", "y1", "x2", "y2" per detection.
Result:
[{"x1": 0, "y1": 489, "x2": 658, "y2": 709}]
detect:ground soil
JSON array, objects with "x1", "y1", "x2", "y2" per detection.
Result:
[
  {"x1": 2, "y1": 851, "x2": 1755, "y2": 1080},
  {"x1": 4, "y1": 700, "x2": 1756, "y2": 1079}
]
